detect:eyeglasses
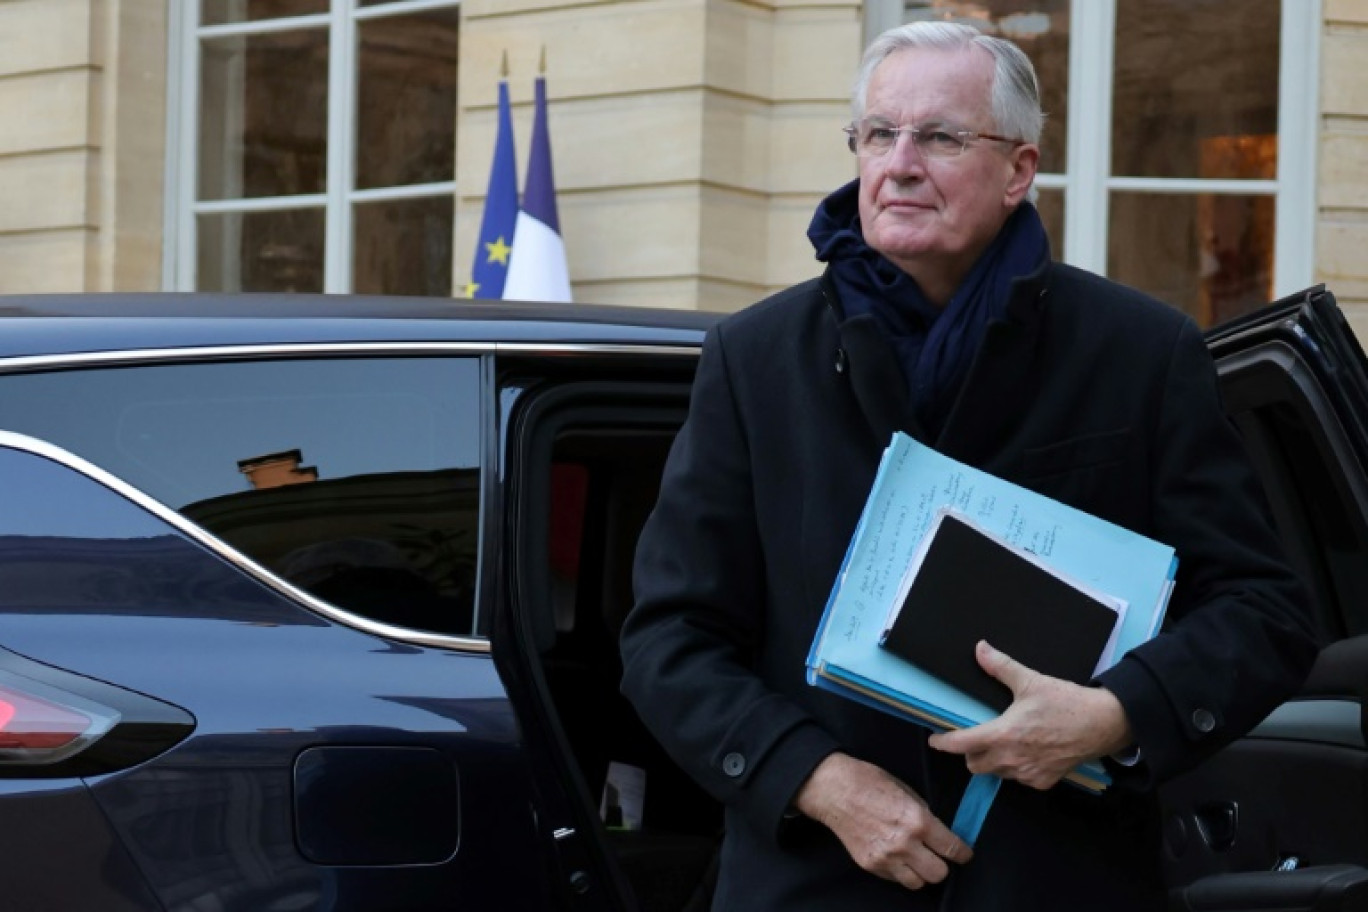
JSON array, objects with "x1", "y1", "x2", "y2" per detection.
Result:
[{"x1": 843, "y1": 118, "x2": 1022, "y2": 159}]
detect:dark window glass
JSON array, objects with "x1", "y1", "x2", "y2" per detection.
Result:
[
  {"x1": 0, "y1": 448, "x2": 172, "y2": 541},
  {"x1": 0, "y1": 446, "x2": 303, "y2": 623},
  {"x1": 353, "y1": 196, "x2": 454, "y2": 296},
  {"x1": 1108, "y1": 191, "x2": 1274, "y2": 328},
  {"x1": 201, "y1": 0, "x2": 327, "y2": 26},
  {"x1": 199, "y1": 29, "x2": 329, "y2": 200},
  {"x1": 0, "y1": 359, "x2": 482, "y2": 635},
  {"x1": 1112, "y1": 0, "x2": 1279, "y2": 179},
  {"x1": 198, "y1": 208, "x2": 325, "y2": 293},
  {"x1": 355, "y1": 9, "x2": 459, "y2": 189}
]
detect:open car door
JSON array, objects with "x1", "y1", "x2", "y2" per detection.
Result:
[{"x1": 1162, "y1": 286, "x2": 1368, "y2": 910}]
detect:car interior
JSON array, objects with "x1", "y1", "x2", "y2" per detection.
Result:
[{"x1": 505, "y1": 377, "x2": 723, "y2": 911}]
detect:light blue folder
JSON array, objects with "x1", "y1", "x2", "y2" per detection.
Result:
[{"x1": 805, "y1": 432, "x2": 1179, "y2": 838}]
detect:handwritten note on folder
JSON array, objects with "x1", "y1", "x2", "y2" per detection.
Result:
[{"x1": 805, "y1": 432, "x2": 1178, "y2": 795}]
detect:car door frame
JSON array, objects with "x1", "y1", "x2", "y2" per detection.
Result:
[{"x1": 1162, "y1": 286, "x2": 1368, "y2": 909}]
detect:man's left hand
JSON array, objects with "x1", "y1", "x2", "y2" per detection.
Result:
[{"x1": 927, "y1": 640, "x2": 1133, "y2": 790}]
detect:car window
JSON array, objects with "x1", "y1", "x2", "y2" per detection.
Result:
[
  {"x1": 0, "y1": 358, "x2": 482, "y2": 636},
  {"x1": 0, "y1": 444, "x2": 312, "y2": 624}
]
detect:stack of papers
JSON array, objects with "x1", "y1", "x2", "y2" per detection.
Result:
[{"x1": 806, "y1": 432, "x2": 1179, "y2": 793}]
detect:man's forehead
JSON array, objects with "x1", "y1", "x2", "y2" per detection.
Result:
[
  {"x1": 871, "y1": 45, "x2": 995, "y2": 85},
  {"x1": 865, "y1": 46, "x2": 994, "y2": 116}
]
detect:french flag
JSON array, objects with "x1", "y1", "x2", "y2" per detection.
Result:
[{"x1": 503, "y1": 72, "x2": 571, "y2": 302}]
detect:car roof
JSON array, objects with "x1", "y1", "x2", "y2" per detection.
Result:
[{"x1": 0, "y1": 293, "x2": 721, "y2": 358}]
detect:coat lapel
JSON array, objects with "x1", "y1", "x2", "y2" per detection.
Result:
[
  {"x1": 824, "y1": 265, "x2": 1050, "y2": 458},
  {"x1": 837, "y1": 313, "x2": 926, "y2": 445},
  {"x1": 935, "y1": 281, "x2": 1048, "y2": 467}
]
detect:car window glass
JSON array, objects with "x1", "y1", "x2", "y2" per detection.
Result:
[
  {"x1": 0, "y1": 359, "x2": 481, "y2": 636},
  {"x1": 0, "y1": 444, "x2": 310, "y2": 623},
  {"x1": 0, "y1": 446, "x2": 173, "y2": 540}
]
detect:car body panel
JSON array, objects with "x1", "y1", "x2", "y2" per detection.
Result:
[
  {"x1": 0, "y1": 778, "x2": 165, "y2": 910},
  {"x1": 0, "y1": 433, "x2": 548, "y2": 910}
]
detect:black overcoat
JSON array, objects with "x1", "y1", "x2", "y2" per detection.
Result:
[{"x1": 620, "y1": 262, "x2": 1319, "y2": 911}]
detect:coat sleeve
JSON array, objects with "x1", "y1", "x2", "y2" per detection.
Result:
[
  {"x1": 1096, "y1": 316, "x2": 1321, "y2": 785},
  {"x1": 619, "y1": 324, "x2": 839, "y2": 838}
]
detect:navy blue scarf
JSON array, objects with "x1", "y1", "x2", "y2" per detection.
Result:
[{"x1": 808, "y1": 179, "x2": 1049, "y2": 435}]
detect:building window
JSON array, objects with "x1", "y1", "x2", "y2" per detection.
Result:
[
  {"x1": 168, "y1": 1, "x2": 461, "y2": 296},
  {"x1": 864, "y1": 0, "x2": 1319, "y2": 328}
]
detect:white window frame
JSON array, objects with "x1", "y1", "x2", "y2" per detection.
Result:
[
  {"x1": 862, "y1": 0, "x2": 1321, "y2": 298},
  {"x1": 163, "y1": 0, "x2": 461, "y2": 293}
]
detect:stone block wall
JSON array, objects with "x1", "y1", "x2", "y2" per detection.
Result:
[
  {"x1": 0, "y1": 0, "x2": 165, "y2": 294},
  {"x1": 454, "y1": 0, "x2": 861, "y2": 313},
  {"x1": 1320, "y1": 0, "x2": 1368, "y2": 340}
]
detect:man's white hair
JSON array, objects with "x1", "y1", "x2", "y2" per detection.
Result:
[{"x1": 852, "y1": 20, "x2": 1044, "y2": 144}]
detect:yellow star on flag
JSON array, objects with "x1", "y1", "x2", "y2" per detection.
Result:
[
  {"x1": 462, "y1": 281, "x2": 479, "y2": 298},
  {"x1": 484, "y1": 236, "x2": 512, "y2": 267}
]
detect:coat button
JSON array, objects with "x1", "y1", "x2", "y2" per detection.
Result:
[
  {"x1": 722, "y1": 752, "x2": 746, "y2": 777},
  {"x1": 1191, "y1": 709, "x2": 1216, "y2": 733}
]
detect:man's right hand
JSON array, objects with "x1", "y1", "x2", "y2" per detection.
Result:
[{"x1": 793, "y1": 752, "x2": 972, "y2": 890}]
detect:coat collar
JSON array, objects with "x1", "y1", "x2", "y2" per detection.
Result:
[{"x1": 823, "y1": 261, "x2": 1052, "y2": 464}]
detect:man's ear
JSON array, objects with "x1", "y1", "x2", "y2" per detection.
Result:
[{"x1": 1004, "y1": 143, "x2": 1040, "y2": 207}]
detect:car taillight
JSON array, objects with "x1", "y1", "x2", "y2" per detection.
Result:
[
  {"x1": 0, "y1": 679, "x2": 119, "y2": 766},
  {"x1": 0, "y1": 649, "x2": 194, "y2": 778}
]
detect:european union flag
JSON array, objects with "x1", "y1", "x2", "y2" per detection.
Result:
[{"x1": 466, "y1": 76, "x2": 518, "y2": 299}]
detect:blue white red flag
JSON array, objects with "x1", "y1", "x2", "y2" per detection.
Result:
[{"x1": 503, "y1": 73, "x2": 571, "y2": 302}]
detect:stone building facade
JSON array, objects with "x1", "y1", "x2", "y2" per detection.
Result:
[{"x1": 0, "y1": 0, "x2": 1365, "y2": 338}]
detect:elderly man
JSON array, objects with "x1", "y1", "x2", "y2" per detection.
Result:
[{"x1": 620, "y1": 20, "x2": 1318, "y2": 911}]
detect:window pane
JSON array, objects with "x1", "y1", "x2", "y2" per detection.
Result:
[
  {"x1": 355, "y1": 9, "x2": 460, "y2": 189},
  {"x1": 0, "y1": 448, "x2": 175, "y2": 541},
  {"x1": 199, "y1": 29, "x2": 328, "y2": 200},
  {"x1": 1112, "y1": 0, "x2": 1279, "y2": 179},
  {"x1": 0, "y1": 359, "x2": 484, "y2": 636},
  {"x1": 1034, "y1": 188, "x2": 1064, "y2": 255},
  {"x1": 1107, "y1": 192, "x2": 1275, "y2": 328},
  {"x1": 0, "y1": 447, "x2": 298, "y2": 623},
  {"x1": 197, "y1": 208, "x2": 324, "y2": 292},
  {"x1": 901, "y1": 1, "x2": 1070, "y2": 173},
  {"x1": 353, "y1": 196, "x2": 454, "y2": 296},
  {"x1": 201, "y1": 0, "x2": 326, "y2": 26}
]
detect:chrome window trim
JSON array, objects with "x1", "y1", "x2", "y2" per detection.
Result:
[
  {"x1": 0, "y1": 341, "x2": 702, "y2": 374},
  {"x1": 0, "y1": 428, "x2": 491, "y2": 654},
  {"x1": 492, "y1": 342, "x2": 700, "y2": 356}
]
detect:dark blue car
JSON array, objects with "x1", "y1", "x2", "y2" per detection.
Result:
[{"x1": 0, "y1": 289, "x2": 1364, "y2": 911}]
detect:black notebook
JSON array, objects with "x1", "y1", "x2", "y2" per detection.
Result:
[{"x1": 878, "y1": 511, "x2": 1121, "y2": 713}]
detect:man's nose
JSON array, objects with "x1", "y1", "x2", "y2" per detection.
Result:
[{"x1": 883, "y1": 133, "x2": 928, "y2": 178}]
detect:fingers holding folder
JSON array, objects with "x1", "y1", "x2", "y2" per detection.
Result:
[{"x1": 927, "y1": 641, "x2": 1135, "y2": 791}]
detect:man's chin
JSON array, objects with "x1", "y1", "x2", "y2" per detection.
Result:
[{"x1": 868, "y1": 232, "x2": 936, "y2": 266}]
